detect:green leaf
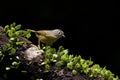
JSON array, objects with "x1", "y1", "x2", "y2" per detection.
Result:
[
  {"x1": 12, "y1": 22, "x2": 16, "y2": 27},
  {"x1": 25, "y1": 33, "x2": 31, "y2": 39},
  {"x1": 4, "y1": 25, "x2": 9, "y2": 31},
  {"x1": 6, "y1": 43, "x2": 11, "y2": 48},
  {"x1": 44, "y1": 64, "x2": 50, "y2": 72},
  {"x1": 9, "y1": 48, "x2": 16, "y2": 55},
  {"x1": 2, "y1": 45, "x2": 8, "y2": 51},
  {"x1": 57, "y1": 46, "x2": 65, "y2": 56},
  {"x1": 0, "y1": 51, "x2": 4, "y2": 63},
  {"x1": 21, "y1": 70, "x2": 27, "y2": 73},
  {"x1": 12, "y1": 61, "x2": 18, "y2": 66},
  {"x1": 10, "y1": 23, "x2": 14, "y2": 27},
  {"x1": 68, "y1": 54, "x2": 74, "y2": 61},
  {"x1": 16, "y1": 41, "x2": 24, "y2": 45},
  {"x1": 72, "y1": 69, "x2": 77, "y2": 75},
  {"x1": 36, "y1": 78, "x2": 43, "y2": 80},
  {"x1": 15, "y1": 24, "x2": 21, "y2": 30},
  {"x1": 61, "y1": 52, "x2": 69, "y2": 62},
  {"x1": 75, "y1": 63, "x2": 81, "y2": 69},
  {"x1": 11, "y1": 27, "x2": 16, "y2": 32},
  {"x1": 10, "y1": 37, "x2": 15, "y2": 41},
  {"x1": 114, "y1": 76, "x2": 119, "y2": 80},
  {"x1": 51, "y1": 54, "x2": 58, "y2": 62},
  {"x1": 83, "y1": 68, "x2": 89, "y2": 74},
  {"x1": 55, "y1": 61, "x2": 65, "y2": 67},
  {"x1": 67, "y1": 62, "x2": 73, "y2": 70},
  {"x1": 0, "y1": 51, "x2": 2, "y2": 56},
  {"x1": 7, "y1": 30, "x2": 13, "y2": 37},
  {"x1": 15, "y1": 30, "x2": 24, "y2": 36},
  {"x1": 11, "y1": 61, "x2": 20, "y2": 69},
  {"x1": 14, "y1": 31, "x2": 20, "y2": 36},
  {"x1": 6, "y1": 67, "x2": 11, "y2": 70}
]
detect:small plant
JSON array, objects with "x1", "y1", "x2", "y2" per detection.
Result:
[
  {"x1": 2, "y1": 22, "x2": 31, "y2": 55},
  {"x1": 41, "y1": 45, "x2": 119, "y2": 80},
  {"x1": 0, "y1": 22, "x2": 32, "y2": 79}
]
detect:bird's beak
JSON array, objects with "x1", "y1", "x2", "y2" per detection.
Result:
[{"x1": 62, "y1": 34, "x2": 65, "y2": 37}]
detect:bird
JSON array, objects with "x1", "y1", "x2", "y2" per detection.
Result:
[{"x1": 28, "y1": 29, "x2": 65, "y2": 49}]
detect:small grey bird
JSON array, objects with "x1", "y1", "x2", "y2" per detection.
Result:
[{"x1": 29, "y1": 29, "x2": 65, "y2": 49}]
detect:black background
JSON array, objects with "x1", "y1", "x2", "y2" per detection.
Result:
[{"x1": 0, "y1": 1, "x2": 120, "y2": 77}]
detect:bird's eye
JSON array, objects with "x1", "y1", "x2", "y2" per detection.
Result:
[{"x1": 58, "y1": 31, "x2": 61, "y2": 35}]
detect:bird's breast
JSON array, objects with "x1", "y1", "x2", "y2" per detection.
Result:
[{"x1": 39, "y1": 35, "x2": 58, "y2": 45}]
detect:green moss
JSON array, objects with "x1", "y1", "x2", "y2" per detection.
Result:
[
  {"x1": 1, "y1": 22, "x2": 31, "y2": 55},
  {"x1": 67, "y1": 61, "x2": 74, "y2": 69},
  {"x1": 55, "y1": 61, "x2": 65, "y2": 67},
  {"x1": 42, "y1": 46, "x2": 119, "y2": 80},
  {"x1": 0, "y1": 51, "x2": 4, "y2": 63},
  {"x1": 0, "y1": 22, "x2": 32, "y2": 79},
  {"x1": 0, "y1": 22, "x2": 119, "y2": 80},
  {"x1": 72, "y1": 69, "x2": 77, "y2": 75}
]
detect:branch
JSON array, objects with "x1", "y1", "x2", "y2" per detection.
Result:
[{"x1": 0, "y1": 23, "x2": 119, "y2": 80}]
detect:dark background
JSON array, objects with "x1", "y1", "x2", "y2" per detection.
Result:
[{"x1": 0, "y1": 1, "x2": 120, "y2": 77}]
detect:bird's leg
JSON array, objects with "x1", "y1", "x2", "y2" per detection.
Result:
[{"x1": 38, "y1": 39, "x2": 41, "y2": 49}]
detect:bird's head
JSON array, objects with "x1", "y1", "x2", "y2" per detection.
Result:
[{"x1": 51, "y1": 29, "x2": 65, "y2": 38}]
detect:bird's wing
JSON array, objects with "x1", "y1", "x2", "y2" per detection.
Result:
[
  {"x1": 44, "y1": 31, "x2": 57, "y2": 39},
  {"x1": 35, "y1": 30, "x2": 57, "y2": 38}
]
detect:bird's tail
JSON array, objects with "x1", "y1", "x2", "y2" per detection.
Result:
[{"x1": 27, "y1": 29, "x2": 37, "y2": 33}]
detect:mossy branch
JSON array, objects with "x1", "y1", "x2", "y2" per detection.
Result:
[{"x1": 0, "y1": 22, "x2": 119, "y2": 80}]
